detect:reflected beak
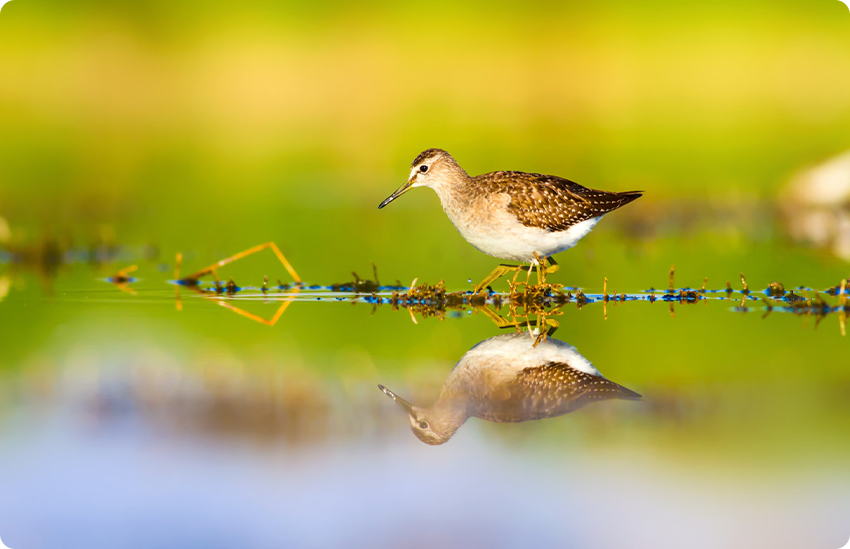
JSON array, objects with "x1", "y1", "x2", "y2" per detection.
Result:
[
  {"x1": 378, "y1": 179, "x2": 414, "y2": 209},
  {"x1": 378, "y1": 384, "x2": 414, "y2": 415}
]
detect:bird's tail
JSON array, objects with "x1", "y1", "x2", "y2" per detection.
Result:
[
  {"x1": 616, "y1": 190, "x2": 643, "y2": 204},
  {"x1": 614, "y1": 384, "x2": 643, "y2": 401},
  {"x1": 588, "y1": 189, "x2": 642, "y2": 216}
]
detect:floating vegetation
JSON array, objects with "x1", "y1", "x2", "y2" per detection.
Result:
[
  {"x1": 332, "y1": 264, "x2": 378, "y2": 293},
  {"x1": 0, "y1": 218, "x2": 160, "y2": 299},
  {"x1": 170, "y1": 242, "x2": 301, "y2": 326},
  {"x1": 18, "y1": 235, "x2": 837, "y2": 336},
  {"x1": 767, "y1": 281, "x2": 785, "y2": 297},
  {"x1": 199, "y1": 265, "x2": 848, "y2": 335},
  {"x1": 175, "y1": 241, "x2": 300, "y2": 287},
  {"x1": 104, "y1": 265, "x2": 139, "y2": 295},
  {"x1": 2, "y1": 236, "x2": 841, "y2": 336}
]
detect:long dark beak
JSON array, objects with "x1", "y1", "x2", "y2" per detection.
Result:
[
  {"x1": 378, "y1": 384, "x2": 414, "y2": 414},
  {"x1": 378, "y1": 180, "x2": 414, "y2": 209}
]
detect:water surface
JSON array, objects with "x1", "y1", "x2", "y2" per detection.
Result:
[{"x1": 1, "y1": 233, "x2": 848, "y2": 549}]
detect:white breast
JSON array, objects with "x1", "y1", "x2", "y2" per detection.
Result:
[
  {"x1": 445, "y1": 333, "x2": 603, "y2": 391},
  {"x1": 431, "y1": 186, "x2": 603, "y2": 262},
  {"x1": 452, "y1": 203, "x2": 601, "y2": 262}
]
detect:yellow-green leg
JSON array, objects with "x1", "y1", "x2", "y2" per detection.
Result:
[
  {"x1": 533, "y1": 317, "x2": 560, "y2": 347},
  {"x1": 474, "y1": 264, "x2": 526, "y2": 293},
  {"x1": 532, "y1": 253, "x2": 560, "y2": 285},
  {"x1": 474, "y1": 255, "x2": 560, "y2": 293},
  {"x1": 478, "y1": 305, "x2": 523, "y2": 330}
]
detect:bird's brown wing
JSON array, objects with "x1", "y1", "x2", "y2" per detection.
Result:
[
  {"x1": 518, "y1": 361, "x2": 642, "y2": 406},
  {"x1": 472, "y1": 171, "x2": 642, "y2": 232},
  {"x1": 476, "y1": 361, "x2": 641, "y2": 422}
]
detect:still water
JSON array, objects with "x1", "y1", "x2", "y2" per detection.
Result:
[{"x1": 0, "y1": 235, "x2": 848, "y2": 549}]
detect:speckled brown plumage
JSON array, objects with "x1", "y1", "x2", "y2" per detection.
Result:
[
  {"x1": 471, "y1": 361, "x2": 642, "y2": 423},
  {"x1": 470, "y1": 171, "x2": 642, "y2": 233},
  {"x1": 379, "y1": 333, "x2": 642, "y2": 445},
  {"x1": 380, "y1": 148, "x2": 643, "y2": 263},
  {"x1": 406, "y1": 148, "x2": 641, "y2": 233}
]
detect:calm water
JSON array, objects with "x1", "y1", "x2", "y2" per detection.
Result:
[
  {"x1": 0, "y1": 233, "x2": 848, "y2": 549},
  {"x1": 3, "y1": 1, "x2": 850, "y2": 546}
]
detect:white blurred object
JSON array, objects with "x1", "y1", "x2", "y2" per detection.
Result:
[
  {"x1": 0, "y1": 534, "x2": 12, "y2": 549},
  {"x1": 783, "y1": 150, "x2": 850, "y2": 261}
]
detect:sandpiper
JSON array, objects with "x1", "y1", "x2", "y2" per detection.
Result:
[
  {"x1": 379, "y1": 332, "x2": 641, "y2": 445},
  {"x1": 378, "y1": 149, "x2": 642, "y2": 291}
]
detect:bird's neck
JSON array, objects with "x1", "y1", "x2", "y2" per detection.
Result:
[
  {"x1": 431, "y1": 170, "x2": 474, "y2": 214},
  {"x1": 427, "y1": 398, "x2": 472, "y2": 438}
]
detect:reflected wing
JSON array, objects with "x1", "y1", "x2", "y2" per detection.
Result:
[{"x1": 511, "y1": 361, "x2": 641, "y2": 419}]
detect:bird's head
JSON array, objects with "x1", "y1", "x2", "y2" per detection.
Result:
[
  {"x1": 378, "y1": 148, "x2": 466, "y2": 209},
  {"x1": 377, "y1": 384, "x2": 462, "y2": 445}
]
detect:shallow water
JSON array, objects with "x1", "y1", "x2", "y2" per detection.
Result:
[
  {"x1": 1, "y1": 235, "x2": 848, "y2": 549},
  {"x1": 3, "y1": 1, "x2": 850, "y2": 545}
]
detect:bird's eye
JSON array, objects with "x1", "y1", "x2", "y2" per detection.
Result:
[
  {"x1": 418, "y1": 421, "x2": 429, "y2": 429},
  {"x1": 419, "y1": 165, "x2": 428, "y2": 173}
]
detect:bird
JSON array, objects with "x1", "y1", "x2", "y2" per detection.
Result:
[
  {"x1": 378, "y1": 148, "x2": 642, "y2": 291},
  {"x1": 378, "y1": 331, "x2": 641, "y2": 445}
]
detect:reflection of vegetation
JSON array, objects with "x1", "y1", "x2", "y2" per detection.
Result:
[
  {"x1": 172, "y1": 242, "x2": 301, "y2": 325},
  {"x1": 0, "y1": 236, "x2": 65, "y2": 295},
  {"x1": 0, "y1": 218, "x2": 158, "y2": 296},
  {"x1": 379, "y1": 332, "x2": 642, "y2": 445},
  {"x1": 2, "y1": 350, "x2": 338, "y2": 446},
  {"x1": 330, "y1": 264, "x2": 384, "y2": 294},
  {"x1": 105, "y1": 264, "x2": 138, "y2": 295},
  {"x1": 752, "y1": 278, "x2": 849, "y2": 336},
  {"x1": 169, "y1": 246, "x2": 849, "y2": 336}
]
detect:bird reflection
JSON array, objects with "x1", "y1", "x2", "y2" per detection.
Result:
[{"x1": 379, "y1": 332, "x2": 641, "y2": 445}]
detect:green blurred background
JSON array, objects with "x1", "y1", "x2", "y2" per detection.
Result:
[
  {"x1": 0, "y1": 1, "x2": 849, "y2": 547},
  {"x1": 1, "y1": 0, "x2": 849, "y2": 444}
]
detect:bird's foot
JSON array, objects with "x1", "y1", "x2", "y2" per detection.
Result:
[
  {"x1": 532, "y1": 317, "x2": 560, "y2": 347},
  {"x1": 531, "y1": 253, "x2": 559, "y2": 285},
  {"x1": 474, "y1": 263, "x2": 525, "y2": 294}
]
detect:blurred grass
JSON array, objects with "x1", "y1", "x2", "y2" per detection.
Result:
[{"x1": 1, "y1": 1, "x2": 849, "y2": 217}]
